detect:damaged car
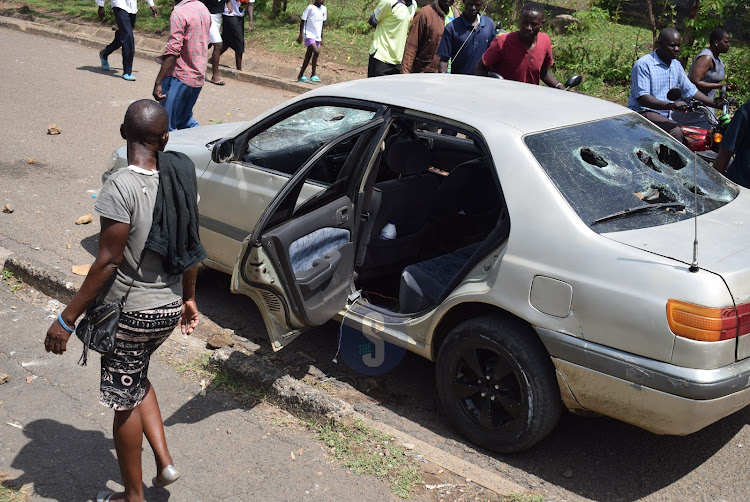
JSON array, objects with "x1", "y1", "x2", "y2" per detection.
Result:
[{"x1": 105, "y1": 74, "x2": 750, "y2": 453}]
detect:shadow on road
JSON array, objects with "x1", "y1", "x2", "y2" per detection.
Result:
[
  {"x1": 76, "y1": 65, "x2": 119, "y2": 76},
  {"x1": 194, "y1": 266, "x2": 750, "y2": 502}
]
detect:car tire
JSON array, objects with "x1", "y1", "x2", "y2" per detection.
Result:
[{"x1": 436, "y1": 314, "x2": 562, "y2": 453}]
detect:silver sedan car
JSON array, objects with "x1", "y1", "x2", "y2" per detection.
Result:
[{"x1": 105, "y1": 75, "x2": 750, "y2": 453}]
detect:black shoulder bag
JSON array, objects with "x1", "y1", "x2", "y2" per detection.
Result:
[{"x1": 76, "y1": 252, "x2": 144, "y2": 366}]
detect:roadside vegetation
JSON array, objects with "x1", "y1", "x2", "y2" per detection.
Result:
[
  {"x1": 5, "y1": 0, "x2": 748, "y2": 105},
  {"x1": 0, "y1": 474, "x2": 29, "y2": 502}
]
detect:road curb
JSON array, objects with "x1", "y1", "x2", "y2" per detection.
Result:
[
  {"x1": 0, "y1": 13, "x2": 311, "y2": 95},
  {"x1": 0, "y1": 250, "x2": 526, "y2": 497}
]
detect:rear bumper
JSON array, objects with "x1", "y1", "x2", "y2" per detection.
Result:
[{"x1": 537, "y1": 328, "x2": 750, "y2": 434}]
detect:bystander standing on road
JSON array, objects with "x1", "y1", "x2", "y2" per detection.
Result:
[
  {"x1": 296, "y1": 0, "x2": 327, "y2": 83},
  {"x1": 401, "y1": 0, "x2": 460, "y2": 74},
  {"x1": 202, "y1": 0, "x2": 227, "y2": 85},
  {"x1": 153, "y1": 0, "x2": 211, "y2": 131},
  {"x1": 244, "y1": 0, "x2": 255, "y2": 31},
  {"x1": 44, "y1": 99, "x2": 205, "y2": 502},
  {"x1": 216, "y1": 0, "x2": 251, "y2": 73},
  {"x1": 436, "y1": 0, "x2": 493, "y2": 75},
  {"x1": 96, "y1": 0, "x2": 158, "y2": 81},
  {"x1": 474, "y1": 2, "x2": 561, "y2": 88},
  {"x1": 367, "y1": 0, "x2": 416, "y2": 77}
]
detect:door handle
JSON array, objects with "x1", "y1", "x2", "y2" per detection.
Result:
[{"x1": 335, "y1": 206, "x2": 349, "y2": 225}]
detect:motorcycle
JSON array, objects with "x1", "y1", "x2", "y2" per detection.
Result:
[{"x1": 667, "y1": 86, "x2": 734, "y2": 163}]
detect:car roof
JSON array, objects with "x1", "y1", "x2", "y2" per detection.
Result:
[{"x1": 302, "y1": 74, "x2": 631, "y2": 134}]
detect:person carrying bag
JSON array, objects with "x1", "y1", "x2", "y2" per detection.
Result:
[{"x1": 44, "y1": 99, "x2": 206, "y2": 502}]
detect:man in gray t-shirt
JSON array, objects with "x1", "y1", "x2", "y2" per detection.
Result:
[{"x1": 95, "y1": 166, "x2": 182, "y2": 311}]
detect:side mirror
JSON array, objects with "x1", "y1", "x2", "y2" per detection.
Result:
[
  {"x1": 211, "y1": 138, "x2": 234, "y2": 163},
  {"x1": 564, "y1": 74, "x2": 583, "y2": 89},
  {"x1": 666, "y1": 87, "x2": 683, "y2": 101}
]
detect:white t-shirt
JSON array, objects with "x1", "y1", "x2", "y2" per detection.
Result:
[{"x1": 302, "y1": 4, "x2": 327, "y2": 42}]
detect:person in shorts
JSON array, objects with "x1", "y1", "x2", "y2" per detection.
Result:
[
  {"x1": 45, "y1": 100, "x2": 205, "y2": 502},
  {"x1": 296, "y1": 0, "x2": 327, "y2": 83},
  {"x1": 202, "y1": 0, "x2": 227, "y2": 85}
]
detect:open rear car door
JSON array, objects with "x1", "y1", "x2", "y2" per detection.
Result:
[{"x1": 231, "y1": 118, "x2": 386, "y2": 350}]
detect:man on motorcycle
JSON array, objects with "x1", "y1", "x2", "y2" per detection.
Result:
[{"x1": 627, "y1": 27, "x2": 720, "y2": 143}]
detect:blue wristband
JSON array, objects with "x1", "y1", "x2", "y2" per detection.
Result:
[{"x1": 58, "y1": 314, "x2": 75, "y2": 333}]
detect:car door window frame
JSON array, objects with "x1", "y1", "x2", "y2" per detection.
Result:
[{"x1": 228, "y1": 98, "x2": 385, "y2": 184}]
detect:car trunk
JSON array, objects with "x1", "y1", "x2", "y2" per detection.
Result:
[{"x1": 604, "y1": 190, "x2": 750, "y2": 361}]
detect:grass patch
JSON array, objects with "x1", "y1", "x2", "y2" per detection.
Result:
[
  {"x1": 167, "y1": 352, "x2": 269, "y2": 404},
  {"x1": 0, "y1": 474, "x2": 29, "y2": 502},
  {"x1": 1, "y1": 270, "x2": 23, "y2": 292},
  {"x1": 316, "y1": 418, "x2": 422, "y2": 498},
  {"x1": 501, "y1": 494, "x2": 544, "y2": 502}
]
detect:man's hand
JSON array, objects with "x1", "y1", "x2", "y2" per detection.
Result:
[
  {"x1": 672, "y1": 100, "x2": 689, "y2": 111},
  {"x1": 179, "y1": 300, "x2": 200, "y2": 335},
  {"x1": 45, "y1": 320, "x2": 72, "y2": 355},
  {"x1": 153, "y1": 83, "x2": 165, "y2": 101},
  {"x1": 98, "y1": 6, "x2": 105, "y2": 21},
  {"x1": 296, "y1": 34, "x2": 303, "y2": 44},
  {"x1": 150, "y1": 6, "x2": 158, "y2": 17}
]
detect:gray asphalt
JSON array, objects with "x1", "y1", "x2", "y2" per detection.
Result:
[
  {"x1": 0, "y1": 274, "x2": 402, "y2": 502},
  {"x1": 2, "y1": 21, "x2": 750, "y2": 502}
]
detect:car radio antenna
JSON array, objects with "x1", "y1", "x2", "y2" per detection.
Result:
[{"x1": 689, "y1": 150, "x2": 699, "y2": 273}]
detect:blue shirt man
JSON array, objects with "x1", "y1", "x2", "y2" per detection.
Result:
[
  {"x1": 627, "y1": 27, "x2": 718, "y2": 143},
  {"x1": 436, "y1": 0, "x2": 494, "y2": 75}
]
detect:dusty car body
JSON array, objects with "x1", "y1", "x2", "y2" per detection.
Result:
[{"x1": 105, "y1": 75, "x2": 750, "y2": 452}]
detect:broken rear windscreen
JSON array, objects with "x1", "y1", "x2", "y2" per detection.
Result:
[{"x1": 524, "y1": 114, "x2": 738, "y2": 233}]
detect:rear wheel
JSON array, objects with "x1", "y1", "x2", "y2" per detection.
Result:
[{"x1": 436, "y1": 314, "x2": 562, "y2": 453}]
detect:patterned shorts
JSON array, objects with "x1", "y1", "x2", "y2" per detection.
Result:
[{"x1": 99, "y1": 300, "x2": 182, "y2": 411}]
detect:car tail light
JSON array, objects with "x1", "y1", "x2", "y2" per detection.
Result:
[{"x1": 666, "y1": 299, "x2": 749, "y2": 341}]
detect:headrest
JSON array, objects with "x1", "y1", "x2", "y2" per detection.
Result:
[{"x1": 385, "y1": 140, "x2": 431, "y2": 176}]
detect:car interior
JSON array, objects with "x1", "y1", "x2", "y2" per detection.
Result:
[{"x1": 351, "y1": 118, "x2": 508, "y2": 315}]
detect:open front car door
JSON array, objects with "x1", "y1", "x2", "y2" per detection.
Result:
[{"x1": 231, "y1": 117, "x2": 386, "y2": 350}]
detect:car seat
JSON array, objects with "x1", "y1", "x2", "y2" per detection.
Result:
[{"x1": 356, "y1": 139, "x2": 440, "y2": 281}]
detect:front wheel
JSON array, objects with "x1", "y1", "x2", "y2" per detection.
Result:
[{"x1": 436, "y1": 314, "x2": 562, "y2": 453}]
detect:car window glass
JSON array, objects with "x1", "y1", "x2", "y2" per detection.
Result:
[
  {"x1": 525, "y1": 114, "x2": 738, "y2": 233},
  {"x1": 241, "y1": 106, "x2": 376, "y2": 185}
]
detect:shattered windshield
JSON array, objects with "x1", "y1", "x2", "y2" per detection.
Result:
[
  {"x1": 524, "y1": 114, "x2": 738, "y2": 233},
  {"x1": 248, "y1": 107, "x2": 376, "y2": 152}
]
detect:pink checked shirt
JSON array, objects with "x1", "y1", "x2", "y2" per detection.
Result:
[{"x1": 162, "y1": 0, "x2": 211, "y2": 88}]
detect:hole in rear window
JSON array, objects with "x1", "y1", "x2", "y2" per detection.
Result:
[
  {"x1": 636, "y1": 185, "x2": 678, "y2": 204},
  {"x1": 683, "y1": 182, "x2": 706, "y2": 196},
  {"x1": 636, "y1": 150, "x2": 661, "y2": 173},
  {"x1": 656, "y1": 145, "x2": 686, "y2": 171},
  {"x1": 580, "y1": 147, "x2": 608, "y2": 168}
]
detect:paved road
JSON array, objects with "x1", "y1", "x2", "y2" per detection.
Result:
[
  {"x1": 0, "y1": 272, "x2": 403, "y2": 502},
  {"x1": 2, "y1": 25, "x2": 750, "y2": 502}
]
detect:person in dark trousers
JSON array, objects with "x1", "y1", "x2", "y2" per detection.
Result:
[
  {"x1": 474, "y1": 2, "x2": 562, "y2": 88},
  {"x1": 296, "y1": 0, "x2": 327, "y2": 82},
  {"x1": 45, "y1": 99, "x2": 205, "y2": 502},
  {"x1": 401, "y1": 0, "x2": 460, "y2": 74},
  {"x1": 97, "y1": 0, "x2": 158, "y2": 81},
  {"x1": 435, "y1": 0, "x2": 494, "y2": 74},
  {"x1": 367, "y1": 0, "x2": 416, "y2": 77}
]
